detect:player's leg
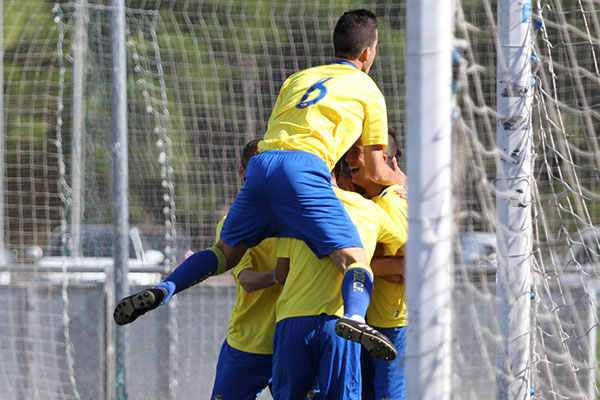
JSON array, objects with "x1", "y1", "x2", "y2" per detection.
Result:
[
  {"x1": 314, "y1": 315, "x2": 362, "y2": 400},
  {"x1": 329, "y1": 248, "x2": 397, "y2": 361},
  {"x1": 329, "y1": 248, "x2": 372, "y2": 323},
  {"x1": 113, "y1": 241, "x2": 246, "y2": 326},
  {"x1": 259, "y1": 151, "x2": 396, "y2": 361},
  {"x1": 114, "y1": 154, "x2": 273, "y2": 326},
  {"x1": 271, "y1": 317, "x2": 319, "y2": 399},
  {"x1": 259, "y1": 150, "x2": 372, "y2": 319},
  {"x1": 157, "y1": 240, "x2": 246, "y2": 296},
  {"x1": 361, "y1": 326, "x2": 407, "y2": 400},
  {"x1": 210, "y1": 339, "x2": 273, "y2": 400}
]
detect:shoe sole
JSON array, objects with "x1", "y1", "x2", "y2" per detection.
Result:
[
  {"x1": 334, "y1": 320, "x2": 397, "y2": 361},
  {"x1": 113, "y1": 289, "x2": 157, "y2": 326}
]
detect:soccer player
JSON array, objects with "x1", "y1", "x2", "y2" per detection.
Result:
[
  {"x1": 271, "y1": 163, "x2": 408, "y2": 399},
  {"x1": 114, "y1": 9, "x2": 404, "y2": 358},
  {"x1": 210, "y1": 139, "x2": 282, "y2": 399},
  {"x1": 345, "y1": 133, "x2": 409, "y2": 400}
]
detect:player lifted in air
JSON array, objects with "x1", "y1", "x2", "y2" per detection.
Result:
[{"x1": 114, "y1": 9, "x2": 405, "y2": 359}]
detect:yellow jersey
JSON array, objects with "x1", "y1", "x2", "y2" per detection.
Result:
[
  {"x1": 275, "y1": 187, "x2": 406, "y2": 322},
  {"x1": 216, "y1": 219, "x2": 281, "y2": 355},
  {"x1": 367, "y1": 185, "x2": 409, "y2": 328},
  {"x1": 259, "y1": 62, "x2": 388, "y2": 170}
]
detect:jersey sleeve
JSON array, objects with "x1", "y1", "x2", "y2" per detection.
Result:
[
  {"x1": 377, "y1": 186, "x2": 409, "y2": 233},
  {"x1": 360, "y1": 82, "x2": 388, "y2": 147},
  {"x1": 230, "y1": 250, "x2": 254, "y2": 279},
  {"x1": 375, "y1": 204, "x2": 408, "y2": 256}
]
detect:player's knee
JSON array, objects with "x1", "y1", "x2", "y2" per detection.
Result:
[
  {"x1": 329, "y1": 247, "x2": 367, "y2": 272},
  {"x1": 215, "y1": 240, "x2": 247, "y2": 269}
]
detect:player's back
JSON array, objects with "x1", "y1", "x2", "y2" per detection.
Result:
[
  {"x1": 275, "y1": 187, "x2": 406, "y2": 322},
  {"x1": 259, "y1": 62, "x2": 388, "y2": 170}
]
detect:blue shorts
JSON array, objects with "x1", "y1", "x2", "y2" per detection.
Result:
[
  {"x1": 361, "y1": 326, "x2": 406, "y2": 400},
  {"x1": 272, "y1": 315, "x2": 361, "y2": 400},
  {"x1": 220, "y1": 150, "x2": 363, "y2": 258},
  {"x1": 210, "y1": 339, "x2": 273, "y2": 399}
]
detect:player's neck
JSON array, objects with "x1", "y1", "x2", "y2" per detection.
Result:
[
  {"x1": 363, "y1": 182, "x2": 384, "y2": 198},
  {"x1": 334, "y1": 58, "x2": 361, "y2": 70}
]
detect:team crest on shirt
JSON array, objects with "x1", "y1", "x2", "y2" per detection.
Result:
[{"x1": 393, "y1": 310, "x2": 400, "y2": 318}]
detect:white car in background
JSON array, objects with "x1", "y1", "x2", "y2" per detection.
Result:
[
  {"x1": 29, "y1": 224, "x2": 169, "y2": 285},
  {"x1": 458, "y1": 231, "x2": 498, "y2": 269},
  {"x1": 456, "y1": 227, "x2": 600, "y2": 278}
]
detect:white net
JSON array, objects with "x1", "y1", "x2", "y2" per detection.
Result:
[
  {"x1": 0, "y1": 0, "x2": 598, "y2": 399},
  {"x1": 454, "y1": 0, "x2": 599, "y2": 398}
]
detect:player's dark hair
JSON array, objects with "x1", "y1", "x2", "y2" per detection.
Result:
[
  {"x1": 240, "y1": 139, "x2": 260, "y2": 170},
  {"x1": 332, "y1": 159, "x2": 343, "y2": 182},
  {"x1": 384, "y1": 131, "x2": 398, "y2": 167},
  {"x1": 333, "y1": 9, "x2": 378, "y2": 60}
]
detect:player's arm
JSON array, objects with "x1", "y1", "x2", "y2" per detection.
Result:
[
  {"x1": 371, "y1": 255, "x2": 404, "y2": 284},
  {"x1": 381, "y1": 274, "x2": 404, "y2": 284},
  {"x1": 237, "y1": 268, "x2": 280, "y2": 292},
  {"x1": 230, "y1": 242, "x2": 278, "y2": 292},
  {"x1": 273, "y1": 237, "x2": 291, "y2": 285},
  {"x1": 360, "y1": 85, "x2": 406, "y2": 187},
  {"x1": 274, "y1": 257, "x2": 290, "y2": 285},
  {"x1": 363, "y1": 144, "x2": 407, "y2": 187},
  {"x1": 371, "y1": 255, "x2": 404, "y2": 277}
]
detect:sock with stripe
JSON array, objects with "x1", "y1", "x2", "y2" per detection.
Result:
[
  {"x1": 160, "y1": 246, "x2": 227, "y2": 296},
  {"x1": 341, "y1": 262, "x2": 374, "y2": 323}
]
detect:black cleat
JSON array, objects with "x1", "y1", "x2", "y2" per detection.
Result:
[
  {"x1": 334, "y1": 317, "x2": 397, "y2": 361},
  {"x1": 113, "y1": 288, "x2": 164, "y2": 326}
]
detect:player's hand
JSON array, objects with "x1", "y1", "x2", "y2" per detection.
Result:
[
  {"x1": 391, "y1": 157, "x2": 407, "y2": 187},
  {"x1": 394, "y1": 185, "x2": 407, "y2": 199},
  {"x1": 268, "y1": 269, "x2": 280, "y2": 286}
]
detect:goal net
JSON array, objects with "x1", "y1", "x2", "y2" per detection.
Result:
[
  {"x1": 0, "y1": 0, "x2": 597, "y2": 399},
  {"x1": 453, "y1": 0, "x2": 599, "y2": 398}
]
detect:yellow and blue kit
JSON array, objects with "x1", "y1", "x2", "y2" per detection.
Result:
[
  {"x1": 210, "y1": 219, "x2": 281, "y2": 400},
  {"x1": 367, "y1": 184, "x2": 409, "y2": 328},
  {"x1": 271, "y1": 187, "x2": 407, "y2": 400},
  {"x1": 362, "y1": 184, "x2": 409, "y2": 400},
  {"x1": 259, "y1": 61, "x2": 388, "y2": 170},
  {"x1": 160, "y1": 62, "x2": 389, "y2": 301},
  {"x1": 220, "y1": 61, "x2": 389, "y2": 260}
]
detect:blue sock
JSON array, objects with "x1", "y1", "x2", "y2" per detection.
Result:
[
  {"x1": 154, "y1": 281, "x2": 176, "y2": 304},
  {"x1": 162, "y1": 246, "x2": 226, "y2": 295},
  {"x1": 341, "y1": 263, "x2": 374, "y2": 320}
]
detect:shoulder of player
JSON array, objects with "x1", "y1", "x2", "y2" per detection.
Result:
[
  {"x1": 295, "y1": 64, "x2": 379, "y2": 87},
  {"x1": 333, "y1": 186, "x2": 370, "y2": 205},
  {"x1": 373, "y1": 185, "x2": 406, "y2": 203},
  {"x1": 342, "y1": 189, "x2": 390, "y2": 218}
]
